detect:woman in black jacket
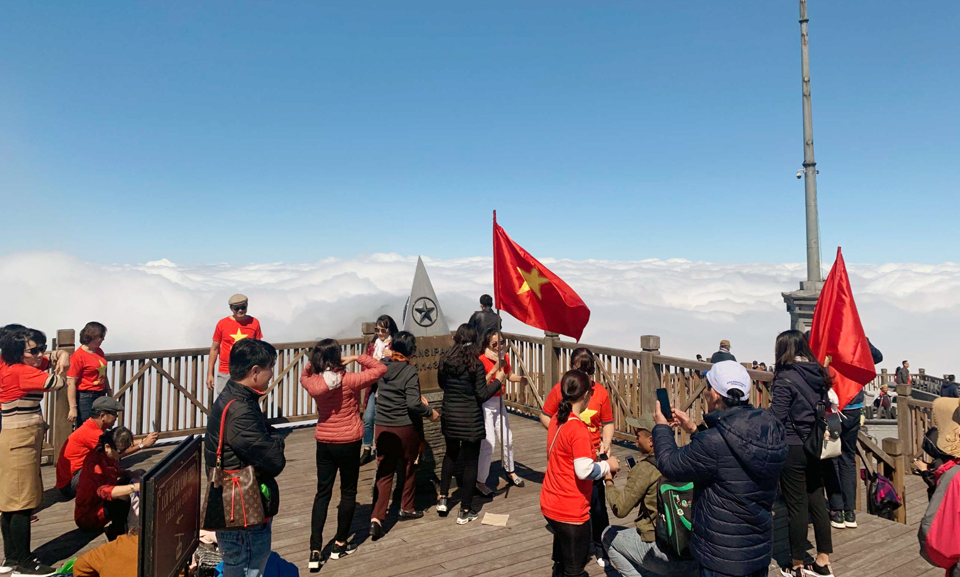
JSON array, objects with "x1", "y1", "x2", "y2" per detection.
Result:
[
  {"x1": 436, "y1": 325, "x2": 501, "y2": 525},
  {"x1": 370, "y1": 332, "x2": 439, "y2": 540},
  {"x1": 769, "y1": 330, "x2": 834, "y2": 577}
]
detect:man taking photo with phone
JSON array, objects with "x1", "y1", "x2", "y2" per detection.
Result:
[{"x1": 652, "y1": 361, "x2": 787, "y2": 577}]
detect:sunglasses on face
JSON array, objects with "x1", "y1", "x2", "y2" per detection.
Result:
[
  {"x1": 376, "y1": 328, "x2": 390, "y2": 335},
  {"x1": 231, "y1": 305, "x2": 247, "y2": 313},
  {"x1": 26, "y1": 345, "x2": 47, "y2": 355},
  {"x1": 490, "y1": 342, "x2": 501, "y2": 349}
]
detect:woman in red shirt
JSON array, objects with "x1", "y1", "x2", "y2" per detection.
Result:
[
  {"x1": 541, "y1": 370, "x2": 620, "y2": 577},
  {"x1": 74, "y1": 427, "x2": 138, "y2": 540},
  {"x1": 67, "y1": 322, "x2": 111, "y2": 427},
  {"x1": 477, "y1": 331, "x2": 526, "y2": 496},
  {"x1": 0, "y1": 327, "x2": 68, "y2": 576}
]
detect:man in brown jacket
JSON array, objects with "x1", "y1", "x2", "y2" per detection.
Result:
[{"x1": 601, "y1": 416, "x2": 697, "y2": 577}]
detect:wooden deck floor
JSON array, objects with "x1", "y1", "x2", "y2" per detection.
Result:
[{"x1": 32, "y1": 414, "x2": 937, "y2": 577}]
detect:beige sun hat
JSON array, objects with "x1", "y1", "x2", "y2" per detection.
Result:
[{"x1": 932, "y1": 397, "x2": 960, "y2": 458}]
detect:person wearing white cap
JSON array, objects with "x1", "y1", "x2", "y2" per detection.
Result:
[
  {"x1": 652, "y1": 361, "x2": 786, "y2": 577},
  {"x1": 206, "y1": 294, "x2": 263, "y2": 398}
]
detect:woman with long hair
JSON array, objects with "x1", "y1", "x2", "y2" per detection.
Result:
[
  {"x1": 541, "y1": 370, "x2": 620, "y2": 577},
  {"x1": 0, "y1": 328, "x2": 68, "y2": 576},
  {"x1": 436, "y1": 324, "x2": 502, "y2": 525},
  {"x1": 300, "y1": 338, "x2": 386, "y2": 571},
  {"x1": 769, "y1": 330, "x2": 835, "y2": 577},
  {"x1": 361, "y1": 315, "x2": 398, "y2": 465},
  {"x1": 74, "y1": 427, "x2": 137, "y2": 539},
  {"x1": 370, "y1": 332, "x2": 439, "y2": 540},
  {"x1": 476, "y1": 330, "x2": 526, "y2": 496}
]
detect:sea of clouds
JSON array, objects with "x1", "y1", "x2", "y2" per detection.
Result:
[{"x1": 1, "y1": 252, "x2": 956, "y2": 375}]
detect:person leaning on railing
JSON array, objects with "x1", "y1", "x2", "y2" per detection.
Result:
[
  {"x1": 299, "y1": 338, "x2": 386, "y2": 571},
  {"x1": 540, "y1": 370, "x2": 619, "y2": 577},
  {"x1": 0, "y1": 327, "x2": 69, "y2": 577},
  {"x1": 67, "y1": 321, "x2": 111, "y2": 427}
]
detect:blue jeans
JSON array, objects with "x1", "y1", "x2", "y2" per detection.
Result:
[
  {"x1": 77, "y1": 390, "x2": 107, "y2": 427},
  {"x1": 602, "y1": 526, "x2": 697, "y2": 577},
  {"x1": 217, "y1": 520, "x2": 272, "y2": 577},
  {"x1": 362, "y1": 393, "x2": 376, "y2": 448}
]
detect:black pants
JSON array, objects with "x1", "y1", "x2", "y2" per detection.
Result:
[
  {"x1": 0, "y1": 510, "x2": 32, "y2": 565},
  {"x1": 104, "y1": 499, "x2": 131, "y2": 541},
  {"x1": 780, "y1": 445, "x2": 833, "y2": 560},
  {"x1": 439, "y1": 438, "x2": 481, "y2": 512},
  {"x1": 76, "y1": 390, "x2": 107, "y2": 429},
  {"x1": 590, "y1": 479, "x2": 609, "y2": 549},
  {"x1": 546, "y1": 516, "x2": 590, "y2": 577},
  {"x1": 826, "y1": 408, "x2": 861, "y2": 512},
  {"x1": 311, "y1": 440, "x2": 361, "y2": 551},
  {"x1": 59, "y1": 470, "x2": 82, "y2": 500}
]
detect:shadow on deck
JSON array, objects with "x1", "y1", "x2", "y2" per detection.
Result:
[{"x1": 33, "y1": 414, "x2": 935, "y2": 577}]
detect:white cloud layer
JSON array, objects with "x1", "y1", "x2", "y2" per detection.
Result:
[{"x1": 1, "y1": 252, "x2": 956, "y2": 376}]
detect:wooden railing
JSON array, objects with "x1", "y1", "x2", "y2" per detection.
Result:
[{"x1": 42, "y1": 326, "x2": 919, "y2": 524}]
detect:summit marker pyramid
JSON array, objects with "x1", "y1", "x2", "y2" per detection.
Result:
[{"x1": 402, "y1": 257, "x2": 450, "y2": 337}]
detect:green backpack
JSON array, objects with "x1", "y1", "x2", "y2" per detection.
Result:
[{"x1": 655, "y1": 479, "x2": 694, "y2": 560}]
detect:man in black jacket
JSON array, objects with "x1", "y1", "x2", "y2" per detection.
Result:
[
  {"x1": 204, "y1": 339, "x2": 285, "y2": 577},
  {"x1": 653, "y1": 361, "x2": 786, "y2": 577},
  {"x1": 467, "y1": 295, "x2": 501, "y2": 343},
  {"x1": 709, "y1": 340, "x2": 736, "y2": 363}
]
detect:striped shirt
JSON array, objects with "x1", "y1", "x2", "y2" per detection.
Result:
[{"x1": 0, "y1": 359, "x2": 66, "y2": 429}]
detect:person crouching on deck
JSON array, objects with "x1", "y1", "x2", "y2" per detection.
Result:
[{"x1": 74, "y1": 427, "x2": 139, "y2": 540}]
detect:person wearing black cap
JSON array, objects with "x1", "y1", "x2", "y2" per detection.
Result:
[
  {"x1": 55, "y1": 397, "x2": 158, "y2": 500},
  {"x1": 467, "y1": 295, "x2": 501, "y2": 346},
  {"x1": 602, "y1": 415, "x2": 697, "y2": 577},
  {"x1": 207, "y1": 294, "x2": 264, "y2": 397}
]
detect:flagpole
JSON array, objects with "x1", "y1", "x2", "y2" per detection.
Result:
[{"x1": 495, "y1": 306, "x2": 509, "y2": 497}]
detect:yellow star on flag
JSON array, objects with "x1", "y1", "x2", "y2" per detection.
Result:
[
  {"x1": 517, "y1": 266, "x2": 550, "y2": 299},
  {"x1": 579, "y1": 407, "x2": 598, "y2": 426},
  {"x1": 231, "y1": 329, "x2": 249, "y2": 343}
]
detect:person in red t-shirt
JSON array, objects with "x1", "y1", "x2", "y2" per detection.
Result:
[
  {"x1": 207, "y1": 294, "x2": 264, "y2": 397},
  {"x1": 541, "y1": 370, "x2": 620, "y2": 577},
  {"x1": 67, "y1": 322, "x2": 111, "y2": 427},
  {"x1": 74, "y1": 427, "x2": 140, "y2": 540},
  {"x1": 540, "y1": 347, "x2": 615, "y2": 562},
  {"x1": 56, "y1": 396, "x2": 158, "y2": 499},
  {"x1": 477, "y1": 330, "x2": 527, "y2": 495}
]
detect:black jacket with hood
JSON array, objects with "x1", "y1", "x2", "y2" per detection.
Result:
[
  {"x1": 770, "y1": 361, "x2": 829, "y2": 446},
  {"x1": 437, "y1": 348, "x2": 501, "y2": 441},
  {"x1": 654, "y1": 405, "x2": 787, "y2": 575}
]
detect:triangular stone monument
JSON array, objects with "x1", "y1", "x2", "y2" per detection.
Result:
[{"x1": 402, "y1": 257, "x2": 451, "y2": 338}]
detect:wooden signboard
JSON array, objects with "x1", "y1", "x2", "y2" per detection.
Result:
[
  {"x1": 139, "y1": 435, "x2": 202, "y2": 577},
  {"x1": 413, "y1": 334, "x2": 454, "y2": 392}
]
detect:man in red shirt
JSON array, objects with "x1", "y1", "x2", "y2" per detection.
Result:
[
  {"x1": 55, "y1": 397, "x2": 158, "y2": 499},
  {"x1": 540, "y1": 348, "x2": 615, "y2": 568},
  {"x1": 206, "y1": 294, "x2": 264, "y2": 397}
]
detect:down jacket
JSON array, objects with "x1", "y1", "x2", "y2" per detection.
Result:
[
  {"x1": 769, "y1": 361, "x2": 828, "y2": 446},
  {"x1": 438, "y1": 352, "x2": 501, "y2": 441},
  {"x1": 204, "y1": 379, "x2": 286, "y2": 518},
  {"x1": 300, "y1": 354, "x2": 387, "y2": 444},
  {"x1": 654, "y1": 405, "x2": 786, "y2": 576}
]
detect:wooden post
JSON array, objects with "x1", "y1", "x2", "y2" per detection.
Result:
[
  {"x1": 543, "y1": 332, "x2": 561, "y2": 393},
  {"x1": 896, "y1": 384, "x2": 913, "y2": 456},
  {"x1": 639, "y1": 335, "x2": 661, "y2": 416},
  {"x1": 882, "y1": 438, "x2": 907, "y2": 524},
  {"x1": 361, "y1": 322, "x2": 376, "y2": 347},
  {"x1": 49, "y1": 329, "x2": 76, "y2": 464}
]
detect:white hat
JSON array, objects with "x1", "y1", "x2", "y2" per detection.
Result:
[{"x1": 706, "y1": 361, "x2": 752, "y2": 400}]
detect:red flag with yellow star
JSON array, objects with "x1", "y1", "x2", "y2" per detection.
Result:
[{"x1": 493, "y1": 212, "x2": 590, "y2": 341}]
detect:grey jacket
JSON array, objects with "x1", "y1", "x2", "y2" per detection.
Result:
[{"x1": 374, "y1": 359, "x2": 433, "y2": 427}]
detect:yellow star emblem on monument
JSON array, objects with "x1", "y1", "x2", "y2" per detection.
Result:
[
  {"x1": 231, "y1": 329, "x2": 249, "y2": 343},
  {"x1": 517, "y1": 266, "x2": 550, "y2": 299},
  {"x1": 579, "y1": 407, "x2": 598, "y2": 426}
]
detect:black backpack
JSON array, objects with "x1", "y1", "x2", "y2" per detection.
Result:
[{"x1": 656, "y1": 478, "x2": 695, "y2": 560}]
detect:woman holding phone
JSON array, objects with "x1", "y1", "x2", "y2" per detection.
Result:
[
  {"x1": 477, "y1": 330, "x2": 526, "y2": 496},
  {"x1": 541, "y1": 370, "x2": 619, "y2": 577}
]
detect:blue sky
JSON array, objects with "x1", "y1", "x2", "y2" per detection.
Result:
[{"x1": 1, "y1": 2, "x2": 957, "y2": 266}]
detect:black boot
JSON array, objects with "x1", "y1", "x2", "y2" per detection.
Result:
[{"x1": 360, "y1": 447, "x2": 374, "y2": 466}]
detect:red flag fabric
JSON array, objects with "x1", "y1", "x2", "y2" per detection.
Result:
[
  {"x1": 809, "y1": 247, "x2": 877, "y2": 410},
  {"x1": 493, "y1": 212, "x2": 591, "y2": 341}
]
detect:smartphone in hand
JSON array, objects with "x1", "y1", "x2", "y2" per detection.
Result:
[
  {"x1": 656, "y1": 388, "x2": 673, "y2": 421},
  {"x1": 626, "y1": 456, "x2": 637, "y2": 469}
]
